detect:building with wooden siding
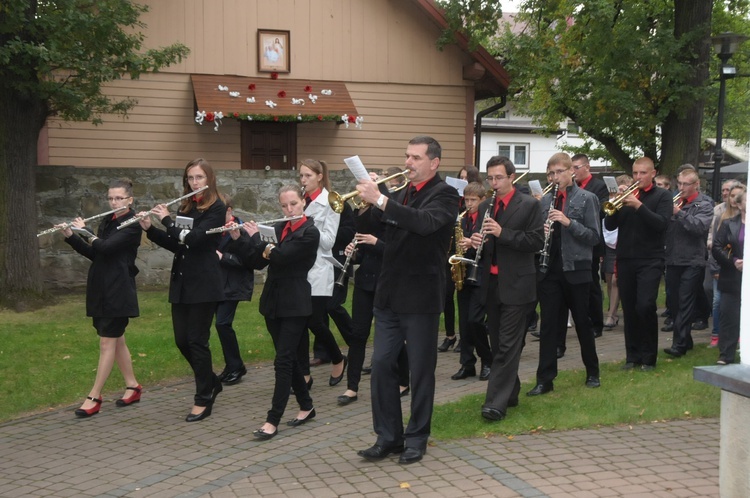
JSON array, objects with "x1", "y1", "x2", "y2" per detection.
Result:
[{"x1": 38, "y1": 0, "x2": 509, "y2": 172}]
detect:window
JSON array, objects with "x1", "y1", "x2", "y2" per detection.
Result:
[
  {"x1": 498, "y1": 143, "x2": 528, "y2": 168},
  {"x1": 566, "y1": 121, "x2": 580, "y2": 136}
]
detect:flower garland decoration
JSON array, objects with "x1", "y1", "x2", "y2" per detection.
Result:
[{"x1": 195, "y1": 80, "x2": 363, "y2": 131}]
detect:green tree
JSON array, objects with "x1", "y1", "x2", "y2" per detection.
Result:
[
  {"x1": 435, "y1": 0, "x2": 504, "y2": 50},
  {"x1": 0, "y1": 0, "x2": 189, "y2": 310}
]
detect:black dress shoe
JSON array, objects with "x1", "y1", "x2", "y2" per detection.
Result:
[
  {"x1": 479, "y1": 365, "x2": 491, "y2": 381},
  {"x1": 621, "y1": 362, "x2": 637, "y2": 370},
  {"x1": 556, "y1": 347, "x2": 565, "y2": 359},
  {"x1": 692, "y1": 320, "x2": 708, "y2": 330},
  {"x1": 400, "y1": 386, "x2": 410, "y2": 398},
  {"x1": 530, "y1": 330, "x2": 541, "y2": 339},
  {"x1": 481, "y1": 407, "x2": 505, "y2": 421},
  {"x1": 663, "y1": 347, "x2": 685, "y2": 357},
  {"x1": 585, "y1": 376, "x2": 601, "y2": 388},
  {"x1": 222, "y1": 366, "x2": 247, "y2": 385},
  {"x1": 594, "y1": 330, "x2": 603, "y2": 338},
  {"x1": 661, "y1": 324, "x2": 674, "y2": 332},
  {"x1": 437, "y1": 336, "x2": 456, "y2": 352},
  {"x1": 664, "y1": 317, "x2": 674, "y2": 327},
  {"x1": 310, "y1": 357, "x2": 330, "y2": 367},
  {"x1": 362, "y1": 364, "x2": 372, "y2": 375},
  {"x1": 253, "y1": 427, "x2": 277, "y2": 440},
  {"x1": 337, "y1": 394, "x2": 358, "y2": 405},
  {"x1": 357, "y1": 443, "x2": 404, "y2": 461},
  {"x1": 526, "y1": 382, "x2": 553, "y2": 396},
  {"x1": 398, "y1": 447, "x2": 425, "y2": 464},
  {"x1": 329, "y1": 357, "x2": 347, "y2": 386},
  {"x1": 185, "y1": 404, "x2": 212, "y2": 422},
  {"x1": 217, "y1": 370, "x2": 229, "y2": 382},
  {"x1": 451, "y1": 366, "x2": 476, "y2": 380},
  {"x1": 286, "y1": 408, "x2": 316, "y2": 427}
]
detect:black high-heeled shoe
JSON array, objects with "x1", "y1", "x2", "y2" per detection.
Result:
[
  {"x1": 437, "y1": 336, "x2": 456, "y2": 352},
  {"x1": 185, "y1": 404, "x2": 212, "y2": 422}
]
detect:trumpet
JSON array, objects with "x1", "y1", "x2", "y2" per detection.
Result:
[
  {"x1": 328, "y1": 169, "x2": 409, "y2": 214},
  {"x1": 673, "y1": 192, "x2": 684, "y2": 209},
  {"x1": 602, "y1": 183, "x2": 640, "y2": 216},
  {"x1": 117, "y1": 186, "x2": 209, "y2": 230},
  {"x1": 205, "y1": 215, "x2": 304, "y2": 234},
  {"x1": 37, "y1": 206, "x2": 129, "y2": 237}
]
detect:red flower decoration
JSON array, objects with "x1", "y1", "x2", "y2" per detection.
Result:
[
  {"x1": 304, "y1": 85, "x2": 312, "y2": 92},
  {"x1": 277, "y1": 90, "x2": 286, "y2": 98},
  {"x1": 317, "y1": 115, "x2": 323, "y2": 121},
  {"x1": 233, "y1": 112, "x2": 239, "y2": 118},
  {"x1": 348, "y1": 115, "x2": 356, "y2": 123},
  {"x1": 248, "y1": 83, "x2": 256, "y2": 91},
  {"x1": 271, "y1": 72, "x2": 279, "y2": 80},
  {"x1": 206, "y1": 112, "x2": 215, "y2": 122},
  {"x1": 273, "y1": 116, "x2": 279, "y2": 122}
]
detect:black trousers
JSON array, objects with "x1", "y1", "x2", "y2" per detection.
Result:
[
  {"x1": 298, "y1": 296, "x2": 345, "y2": 376},
  {"x1": 483, "y1": 276, "x2": 529, "y2": 415},
  {"x1": 265, "y1": 316, "x2": 313, "y2": 427},
  {"x1": 665, "y1": 265, "x2": 703, "y2": 353},
  {"x1": 443, "y1": 266, "x2": 456, "y2": 337},
  {"x1": 588, "y1": 256, "x2": 604, "y2": 335},
  {"x1": 215, "y1": 300, "x2": 244, "y2": 372},
  {"x1": 617, "y1": 258, "x2": 663, "y2": 366},
  {"x1": 537, "y1": 270, "x2": 599, "y2": 384},
  {"x1": 371, "y1": 307, "x2": 438, "y2": 451},
  {"x1": 313, "y1": 279, "x2": 353, "y2": 361},
  {"x1": 171, "y1": 302, "x2": 219, "y2": 406},
  {"x1": 457, "y1": 284, "x2": 491, "y2": 368},
  {"x1": 718, "y1": 291, "x2": 740, "y2": 363}
]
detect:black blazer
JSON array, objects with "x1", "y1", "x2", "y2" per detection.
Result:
[
  {"x1": 605, "y1": 184, "x2": 672, "y2": 260},
  {"x1": 712, "y1": 215, "x2": 744, "y2": 295},
  {"x1": 146, "y1": 199, "x2": 226, "y2": 304},
  {"x1": 246, "y1": 218, "x2": 320, "y2": 318},
  {"x1": 65, "y1": 209, "x2": 141, "y2": 318},
  {"x1": 374, "y1": 173, "x2": 460, "y2": 314},
  {"x1": 352, "y1": 206, "x2": 385, "y2": 292},
  {"x1": 479, "y1": 189, "x2": 545, "y2": 306},
  {"x1": 582, "y1": 176, "x2": 609, "y2": 257},
  {"x1": 217, "y1": 218, "x2": 254, "y2": 302}
]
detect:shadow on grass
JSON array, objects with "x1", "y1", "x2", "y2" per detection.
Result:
[{"x1": 431, "y1": 345, "x2": 721, "y2": 440}]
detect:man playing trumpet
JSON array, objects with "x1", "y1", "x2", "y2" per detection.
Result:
[
  {"x1": 663, "y1": 169, "x2": 713, "y2": 358},
  {"x1": 604, "y1": 157, "x2": 672, "y2": 371}
]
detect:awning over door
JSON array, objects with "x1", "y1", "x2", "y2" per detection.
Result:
[{"x1": 191, "y1": 74, "x2": 360, "y2": 124}]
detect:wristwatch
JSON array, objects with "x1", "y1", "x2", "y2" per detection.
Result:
[{"x1": 376, "y1": 194, "x2": 386, "y2": 209}]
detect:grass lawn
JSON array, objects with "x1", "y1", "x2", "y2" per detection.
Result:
[{"x1": 432, "y1": 345, "x2": 721, "y2": 440}]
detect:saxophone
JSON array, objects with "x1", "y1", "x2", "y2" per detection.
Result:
[{"x1": 450, "y1": 210, "x2": 468, "y2": 291}]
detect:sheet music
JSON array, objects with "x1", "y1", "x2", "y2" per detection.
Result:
[
  {"x1": 445, "y1": 176, "x2": 468, "y2": 196},
  {"x1": 323, "y1": 254, "x2": 344, "y2": 270},
  {"x1": 528, "y1": 180, "x2": 543, "y2": 197},
  {"x1": 257, "y1": 224, "x2": 278, "y2": 243},
  {"x1": 343, "y1": 155, "x2": 371, "y2": 181},
  {"x1": 603, "y1": 176, "x2": 618, "y2": 193}
]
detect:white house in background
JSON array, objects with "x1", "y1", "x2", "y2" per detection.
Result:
[{"x1": 475, "y1": 102, "x2": 611, "y2": 173}]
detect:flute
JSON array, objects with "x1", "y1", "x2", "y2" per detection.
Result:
[
  {"x1": 205, "y1": 215, "x2": 304, "y2": 234},
  {"x1": 117, "y1": 186, "x2": 209, "y2": 230},
  {"x1": 37, "y1": 206, "x2": 129, "y2": 237}
]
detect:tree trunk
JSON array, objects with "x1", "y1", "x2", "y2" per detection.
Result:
[
  {"x1": 660, "y1": 0, "x2": 713, "y2": 176},
  {"x1": 0, "y1": 90, "x2": 48, "y2": 309}
]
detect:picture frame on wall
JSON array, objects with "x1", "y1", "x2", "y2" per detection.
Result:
[{"x1": 258, "y1": 29, "x2": 290, "y2": 73}]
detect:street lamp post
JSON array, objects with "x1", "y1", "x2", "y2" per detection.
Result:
[{"x1": 711, "y1": 32, "x2": 748, "y2": 201}]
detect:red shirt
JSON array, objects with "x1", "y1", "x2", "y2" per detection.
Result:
[
  {"x1": 281, "y1": 215, "x2": 308, "y2": 241},
  {"x1": 306, "y1": 188, "x2": 322, "y2": 202},
  {"x1": 577, "y1": 174, "x2": 592, "y2": 190},
  {"x1": 490, "y1": 188, "x2": 516, "y2": 275}
]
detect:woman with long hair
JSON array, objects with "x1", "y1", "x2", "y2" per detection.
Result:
[
  {"x1": 62, "y1": 178, "x2": 142, "y2": 417},
  {"x1": 139, "y1": 158, "x2": 226, "y2": 422},
  {"x1": 242, "y1": 185, "x2": 320, "y2": 439}
]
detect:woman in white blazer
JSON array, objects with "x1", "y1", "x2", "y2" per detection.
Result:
[{"x1": 298, "y1": 158, "x2": 347, "y2": 388}]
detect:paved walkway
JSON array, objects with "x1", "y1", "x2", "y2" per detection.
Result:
[{"x1": 0, "y1": 321, "x2": 719, "y2": 497}]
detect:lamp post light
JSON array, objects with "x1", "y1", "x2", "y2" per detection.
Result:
[{"x1": 710, "y1": 32, "x2": 748, "y2": 201}]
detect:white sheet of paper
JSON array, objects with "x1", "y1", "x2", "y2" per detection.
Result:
[
  {"x1": 445, "y1": 176, "x2": 468, "y2": 196},
  {"x1": 257, "y1": 224, "x2": 278, "y2": 243},
  {"x1": 343, "y1": 155, "x2": 371, "y2": 181},
  {"x1": 603, "y1": 176, "x2": 618, "y2": 193},
  {"x1": 528, "y1": 180, "x2": 543, "y2": 196},
  {"x1": 323, "y1": 254, "x2": 344, "y2": 270}
]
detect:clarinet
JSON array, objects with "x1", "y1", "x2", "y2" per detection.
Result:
[
  {"x1": 538, "y1": 183, "x2": 559, "y2": 273},
  {"x1": 335, "y1": 237, "x2": 358, "y2": 288},
  {"x1": 465, "y1": 190, "x2": 497, "y2": 285}
]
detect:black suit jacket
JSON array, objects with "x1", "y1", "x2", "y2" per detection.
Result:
[
  {"x1": 479, "y1": 189, "x2": 544, "y2": 306},
  {"x1": 374, "y1": 173, "x2": 460, "y2": 314},
  {"x1": 582, "y1": 176, "x2": 609, "y2": 257},
  {"x1": 246, "y1": 219, "x2": 320, "y2": 318},
  {"x1": 147, "y1": 199, "x2": 226, "y2": 304}
]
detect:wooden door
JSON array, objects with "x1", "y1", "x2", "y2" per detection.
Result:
[{"x1": 240, "y1": 122, "x2": 297, "y2": 170}]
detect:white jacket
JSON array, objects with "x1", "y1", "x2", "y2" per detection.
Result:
[{"x1": 305, "y1": 188, "x2": 340, "y2": 296}]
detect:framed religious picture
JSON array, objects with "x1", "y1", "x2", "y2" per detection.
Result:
[{"x1": 258, "y1": 29, "x2": 290, "y2": 73}]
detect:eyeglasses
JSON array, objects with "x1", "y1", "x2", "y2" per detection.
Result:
[
  {"x1": 572, "y1": 164, "x2": 588, "y2": 170},
  {"x1": 187, "y1": 175, "x2": 207, "y2": 182},
  {"x1": 107, "y1": 196, "x2": 130, "y2": 202},
  {"x1": 486, "y1": 175, "x2": 510, "y2": 181},
  {"x1": 676, "y1": 181, "x2": 696, "y2": 187}
]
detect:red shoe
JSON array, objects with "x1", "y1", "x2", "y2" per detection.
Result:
[
  {"x1": 115, "y1": 384, "x2": 142, "y2": 407},
  {"x1": 709, "y1": 336, "x2": 719, "y2": 348},
  {"x1": 74, "y1": 396, "x2": 102, "y2": 418}
]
